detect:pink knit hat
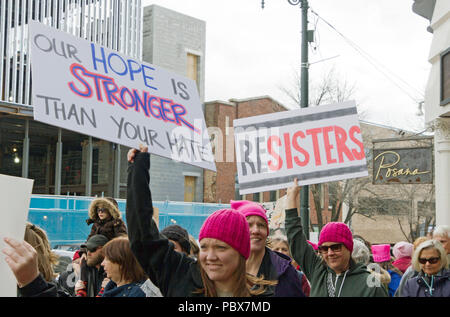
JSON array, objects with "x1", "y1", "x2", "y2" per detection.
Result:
[
  {"x1": 307, "y1": 240, "x2": 318, "y2": 251},
  {"x1": 199, "y1": 209, "x2": 251, "y2": 259},
  {"x1": 318, "y1": 222, "x2": 354, "y2": 252},
  {"x1": 393, "y1": 241, "x2": 413, "y2": 259},
  {"x1": 230, "y1": 200, "x2": 269, "y2": 235},
  {"x1": 371, "y1": 244, "x2": 391, "y2": 263}
]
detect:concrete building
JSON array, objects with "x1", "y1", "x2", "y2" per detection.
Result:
[
  {"x1": 0, "y1": 0, "x2": 142, "y2": 198},
  {"x1": 142, "y1": 5, "x2": 206, "y2": 202},
  {"x1": 412, "y1": 0, "x2": 450, "y2": 228}
]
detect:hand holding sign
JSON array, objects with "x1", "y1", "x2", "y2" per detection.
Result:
[
  {"x1": 286, "y1": 178, "x2": 301, "y2": 212},
  {"x1": 2, "y1": 237, "x2": 39, "y2": 288},
  {"x1": 127, "y1": 144, "x2": 149, "y2": 163}
]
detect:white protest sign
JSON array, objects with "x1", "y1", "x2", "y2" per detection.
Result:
[
  {"x1": 234, "y1": 101, "x2": 368, "y2": 195},
  {"x1": 30, "y1": 20, "x2": 216, "y2": 171},
  {"x1": 0, "y1": 174, "x2": 34, "y2": 297}
]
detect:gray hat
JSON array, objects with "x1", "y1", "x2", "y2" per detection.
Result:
[{"x1": 81, "y1": 234, "x2": 109, "y2": 252}]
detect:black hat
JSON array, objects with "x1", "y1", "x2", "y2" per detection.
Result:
[
  {"x1": 161, "y1": 225, "x2": 191, "y2": 254},
  {"x1": 81, "y1": 234, "x2": 109, "y2": 252}
]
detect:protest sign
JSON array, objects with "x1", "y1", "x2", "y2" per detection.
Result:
[
  {"x1": 29, "y1": 21, "x2": 215, "y2": 171},
  {"x1": 0, "y1": 174, "x2": 34, "y2": 297},
  {"x1": 234, "y1": 101, "x2": 368, "y2": 195}
]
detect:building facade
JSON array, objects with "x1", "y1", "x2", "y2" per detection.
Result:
[
  {"x1": 203, "y1": 96, "x2": 289, "y2": 204},
  {"x1": 0, "y1": 0, "x2": 142, "y2": 198},
  {"x1": 413, "y1": 0, "x2": 450, "y2": 228},
  {"x1": 142, "y1": 5, "x2": 206, "y2": 202}
]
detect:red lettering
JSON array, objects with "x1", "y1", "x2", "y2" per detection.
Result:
[
  {"x1": 306, "y1": 128, "x2": 322, "y2": 166},
  {"x1": 334, "y1": 126, "x2": 354, "y2": 162},
  {"x1": 292, "y1": 131, "x2": 309, "y2": 167},
  {"x1": 283, "y1": 133, "x2": 294, "y2": 169},
  {"x1": 322, "y1": 126, "x2": 336, "y2": 164},
  {"x1": 349, "y1": 125, "x2": 365, "y2": 160},
  {"x1": 267, "y1": 135, "x2": 283, "y2": 171}
]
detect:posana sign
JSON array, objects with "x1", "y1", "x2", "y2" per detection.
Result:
[
  {"x1": 30, "y1": 21, "x2": 215, "y2": 171},
  {"x1": 234, "y1": 101, "x2": 368, "y2": 195},
  {"x1": 373, "y1": 147, "x2": 433, "y2": 184}
]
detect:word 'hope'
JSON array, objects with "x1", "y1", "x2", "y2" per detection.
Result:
[{"x1": 91, "y1": 44, "x2": 157, "y2": 91}]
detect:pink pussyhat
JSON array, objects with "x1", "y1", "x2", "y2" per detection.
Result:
[
  {"x1": 318, "y1": 222, "x2": 354, "y2": 252},
  {"x1": 393, "y1": 241, "x2": 413, "y2": 259},
  {"x1": 230, "y1": 200, "x2": 269, "y2": 235},
  {"x1": 371, "y1": 244, "x2": 391, "y2": 263},
  {"x1": 307, "y1": 240, "x2": 318, "y2": 251},
  {"x1": 199, "y1": 208, "x2": 250, "y2": 259}
]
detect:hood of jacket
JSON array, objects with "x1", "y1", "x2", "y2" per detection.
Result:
[{"x1": 87, "y1": 197, "x2": 122, "y2": 223}]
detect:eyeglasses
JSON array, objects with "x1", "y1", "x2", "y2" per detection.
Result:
[
  {"x1": 97, "y1": 208, "x2": 108, "y2": 213},
  {"x1": 418, "y1": 257, "x2": 440, "y2": 265},
  {"x1": 318, "y1": 243, "x2": 343, "y2": 254}
]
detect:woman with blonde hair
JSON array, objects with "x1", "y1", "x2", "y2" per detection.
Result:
[
  {"x1": 402, "y1": 239, "x2": 449, "y2": 297},
  {"x1": 394, "y1": 236, "x2": 429, "y2": 297},
  {"x1": 126, "y1": 145, "x2": 276, "y2": 297},
  {"x1": 24, "y1": 222, "x2": 59, "y2": 283}
]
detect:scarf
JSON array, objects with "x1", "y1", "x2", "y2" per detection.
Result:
[{"x1": 392, "y1": 257, "x2": 411, "y2": 273}]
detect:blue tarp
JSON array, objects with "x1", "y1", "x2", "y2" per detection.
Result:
[{"x1": 28, "y1": 195, "x2": 230, "y2": 247}]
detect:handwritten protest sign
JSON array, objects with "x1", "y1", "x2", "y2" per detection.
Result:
[
  {"x1": 30, "y1": 21, "x2": 215, "y2": 171},
  {"x1": 0, "y1": 174, "x2": 34, "y2": 297},
  {"x1": 234, "y1": 101, "x2": 368, "y2": 195}
]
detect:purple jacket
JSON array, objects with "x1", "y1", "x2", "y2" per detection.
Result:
[
  {"x1": 402, "y1": 269, "x2": 450, "y2": 297},
  {"x1": 261, "y1": 248, "x2": 305, "y2": 297}
]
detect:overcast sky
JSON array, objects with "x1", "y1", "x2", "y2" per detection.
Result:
[{"x1": 142, "y1": 0, "x2": 432, "y2": 132}]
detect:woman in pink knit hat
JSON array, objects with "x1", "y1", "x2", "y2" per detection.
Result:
[
  {"x1": 231, "y1": 200, "x2": 308, "y2": 297},
  {"x1": 125, "y1": 145, "x2": 275, "y2": 297},
  {"x1": 284, "y1": 179, "x2": 388, "y2": 297}
]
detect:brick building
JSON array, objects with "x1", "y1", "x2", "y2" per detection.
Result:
[{"x1": 204, "y1": 96, "x2": 289, "y2": 204}]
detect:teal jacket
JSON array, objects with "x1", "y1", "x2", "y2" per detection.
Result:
[{"x1": 285, "y1": 208, "x2": 388, "y2": 297}]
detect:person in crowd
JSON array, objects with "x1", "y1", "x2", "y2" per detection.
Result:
[
  {"x1": 160, "y1": 224, "x2": 191, "y2": 256},
  {"x1": 353, "y1": 235, "x2": 373, "y2": 262},
  {"x1": 402, "y1": 239, "x2": 450, "y2": 297},
  {"x1": 126, "y1": 145, "x2": 276, "y2": 297},
  {"x1": 371, "y1": 244, "x2": 403, "y2": 296},
  {"x1": 2, "y1": 223, "x2": 69, "y2": 297},
  {"x1": 56, "y1": 250, "x2": 82, "y2": 296},
  {"x1": 85, "y1": 197, "x2": 127, "y2": 242},
  {"x1": 284, "y1": 178, "x2": 388, "y2": 297},
  {"x1": 24, "y1": 222, "x2": 59, "y2": 283},
  {"x1": 394, "y1": 236, "x2": 429, "y2": 297},
  {"x1": 433, "y1": 225, "x2": 450, "y2": 262},
  {"x1": 76, "y1": 234, "x2": 109, "y2": 297},
  {"x1": 392, "y1": 241, "x2": 414, "y2": 274},
  {"x1": 230, "y1": 200, "x2": 306, "y2": 297},
  {"x1": 270, "y1": 236, "x2": 311, "y2": 296},
  {"x1": 188, "y1": 235, "x2": 200, "y2": 260},
  {"x1": 352, "y1": 239, "x2": 391, "y2": 289},
  {"x1": 76, "y1": 237, "x2": 162, "y2": 297}
]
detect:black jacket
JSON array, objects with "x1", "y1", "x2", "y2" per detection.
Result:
[{"x1": 126, "y1": 152, "x2": 203, "y2": 296}]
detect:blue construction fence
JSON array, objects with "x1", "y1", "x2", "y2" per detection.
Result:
[{"x1": 28, "y1": 195, "x2": 230, "y2": 248}]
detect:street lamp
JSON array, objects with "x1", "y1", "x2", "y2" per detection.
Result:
[{"x1": 262, "y1": 0, "x2": 310, "y2": 238}]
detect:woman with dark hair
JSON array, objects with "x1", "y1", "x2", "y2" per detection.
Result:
[{"x1": 126, "y1": 145, "x2": 276, "y2": 297}]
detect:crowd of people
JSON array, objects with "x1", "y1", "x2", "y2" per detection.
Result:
[{"x1": 1, "y1": 145, "x2": 449, "y2": 298}]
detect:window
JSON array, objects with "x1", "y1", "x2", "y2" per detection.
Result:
[
  {"x1": 187, "y1": 53, "x2": 199, "y2": 84},
  {"x1": 441, "y1": 47, "x2": 450, "y2": 106},
  {"x1": 184, "y1": 176, "x2": 196, "y2": 202}
]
